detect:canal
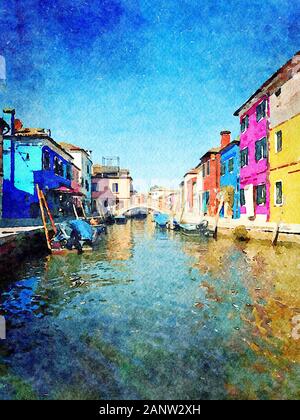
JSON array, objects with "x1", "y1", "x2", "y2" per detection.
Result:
[{"x1": 0, "y1": 218, "x2": 299, "y2": 400}]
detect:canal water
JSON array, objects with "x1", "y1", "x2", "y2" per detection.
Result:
[{"x1": 0, "y1": 218, "x2": 299, "y2": 400}]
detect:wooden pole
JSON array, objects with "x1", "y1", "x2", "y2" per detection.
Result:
[
  {"x1": 73, "y1": 203, "x2": 79, "y2": 219},
  {"x1": 80, "y1": 201, "x2": 87, "y2": 219},
  {"x1": 36, "y1": 184, "x2": 52, "y2": 251},
  {"x1": 40, "y1": 190, "x2": 57, "y2": 234}
]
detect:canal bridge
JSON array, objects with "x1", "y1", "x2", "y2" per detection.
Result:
[{"x1": 114, "y1": 198, "x2": 174, "y2": 217}]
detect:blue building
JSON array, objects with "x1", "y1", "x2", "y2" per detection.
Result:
[
  {"x1": 220, "y1": 138, "x2": 240, "y2": 219},
  {"x1": 3, "y1": 129, "x2": 75, "y2": 219}
]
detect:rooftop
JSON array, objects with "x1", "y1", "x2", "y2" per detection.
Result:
[{"x1": 234, "y1": 50, "x2": 300, "y2": 116}]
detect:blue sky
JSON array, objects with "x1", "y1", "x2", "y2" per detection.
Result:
[{"x1": 1, "y1": 0, "x2": 300, "y2": 189}]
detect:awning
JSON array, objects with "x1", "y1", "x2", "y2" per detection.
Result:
[{"x1": 52, "y1": 186, "x2": 84, "y2": 196}]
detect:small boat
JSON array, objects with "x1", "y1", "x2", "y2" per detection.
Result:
[
  {"x1": 115, "y1": 215, "x2": 127, "y2": 225},
  {"x1": 179, "y1": 220, "x2": 211, "y2": 237},
  {"x1": 154, "y1": 213, "x2": 169, "y2": 228},
  {"x1": 179, "y1": 223, "x2": 199, "y2": 236},
  {"x1": 105, "y1": 214, "x2": 115, "y2": 225},
  {"x1": 50, "y1": 220, "x2": 103, "y2": 254},
  {"x1": 134, "y1": 211, "x2": 147, "y2": 220}
]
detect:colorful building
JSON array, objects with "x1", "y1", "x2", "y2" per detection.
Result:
[
  {"x1": 92, "y1": 163, "x2": 133, "y2": 215},
  {"x1": 60, "y1": 142, "x2": 93, "y2": 214},
  {"x1": 268, "y1": 52, "x2": 300, "y2": 225},
  {"x1": 220, "y1": 133, "x2": 240, "y2": 219},
  {"x1": 3, "y1": 129, "x2": 75, "y2": 219},
  {"x1": 235, "y1": 50, "x2": 300, "y2": 224},
  {"x1": 234, "y1": 95, "x2": 270, "y2": 221}
]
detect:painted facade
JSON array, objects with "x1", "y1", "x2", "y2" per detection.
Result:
[
  {"x1": 3, "y1": 131, "x2": 74, "y2": 218},
  {"x1": 235, "y1": 96, "x2": 270, "y2": 221},
  {"x1": 92, "y1": 166, "x2": 133, "y2": 214},
  {"x1": 200, "y1": 146, "x2": 221, "y2": 217},
  {"x1": 269, "y1": 67, "x2": 300, "y2": 224},
  {"x1": 220, "y1": 139, "x2": 240, "y2": 219},
  {"x1": 234, "y1": 51, "x2": 300, "y2": 223},
  {"x1": 60, "y1": 142, "x2": 93, "y2": 213}
]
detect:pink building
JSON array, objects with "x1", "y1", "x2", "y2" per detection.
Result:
[{"x1": 234, "y1": 95, "x2": 270, "y2": 221}]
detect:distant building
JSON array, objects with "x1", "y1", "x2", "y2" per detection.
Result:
[
  {"x1": 3, "y1": 128, "x2": 76, "y2": 219},
  {"x1": 182, "y1": 167, "x2": 202, "y2": 217},
  {"x1": 60, "y1": 142, "x2": 93, "y2": 214},
  {"x1": 92, "y1": 162, "x2": 133, "y2": 215},
  {"x1": 220, "y1": 132, "x2": 240, "y2": 219}
]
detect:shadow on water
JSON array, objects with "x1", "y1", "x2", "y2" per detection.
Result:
[{"x1": 0, "y1": 218, "x2": 299, "y2": 399}]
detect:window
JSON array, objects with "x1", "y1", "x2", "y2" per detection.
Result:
[
  {"x1": 256, "y1": 99, "x2": 267, "y2": 122},
  {"x1": 240, "y1": 189, "x2": 245, "y2": 206},
  {"x1": 275, "y1": 181, "x2": 283, "y2": 205},
  {"x1": 240, "y1": 148, "x2": 249, "y2": 167},
  {"x1": 206, "y1": 160, "x2": 210, "y2": 176},
  {"x1": 54, "y1": 156, "x2": 64, "y2": 176},
  {"x1": 255, "y1": 137, "x2": 267, "y2": 161},
  {"x1": 241, "y1": 115, "x2": 249, "y2": 133},
  {"x1": 112, "y1": 183, "x2": 119, "y2": 193},
  {"x1": 256, "y1": 184, "x2": 266, "y2": 205},
  {"x1": 66, "y1": 165, "x2": 72, "y2": 180},
  {"x1": 81, "y1": 178, "x2": 84, "y2": 187},
  {"x1": 275, "y1": 88, "x2": 281, "y2": 97},
  {"x1": 221, "y1": 162, "x2": 226, "y2": 176},
  {"x1": 85, "y1": 180, "x2": 90, "y2": 191},
  {"x1": 92, "y1": 183, "x2": 97, "y2": 192},
  {"x1": 43, "y1": 150, "x2": 51, "y2": 170},
  {"x1": 228, "y1": 158, "x2": 234, "y2": 173},
  {"x1": 275, "y1": 130, "x2": 282, "y2": 153},
  {"x1": 202, "y1": 163, "x2": 206, "y2": 177},
  {"x1": 87, "y1": 165, "x2": 90, "y2": 174}
]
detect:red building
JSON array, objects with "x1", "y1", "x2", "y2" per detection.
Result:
[{"x1": 200, "y1": 131, "x2": 231, "y2": 216}]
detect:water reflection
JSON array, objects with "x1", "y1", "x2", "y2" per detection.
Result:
[{"x1": 0, "y1": 219, "x2": 299, "y2": 400}]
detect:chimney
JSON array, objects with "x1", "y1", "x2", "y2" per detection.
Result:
[{"x1": 220, "y1": 130, "x2": 231, "y2": 148}]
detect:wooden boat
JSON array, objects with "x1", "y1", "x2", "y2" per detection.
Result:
[
  {"x1": 154, "y1": 213, "x2": 169, "y2": 228},
  {"x1": 115, "y1": 215, "x2": 127, "y2": 225},
  {"x1": 179, "y1": 220, "x2": 212, "y2": 237},
  {"x1": 179, "y1": 223, "x2": 199, "y2": 236},
  {"x1": 36, "y1": 185, "x2": 103, "y2": 254}
]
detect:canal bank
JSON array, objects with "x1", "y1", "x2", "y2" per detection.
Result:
[
  {"x1": 0, "y1": 218, "x2": 299, "y2": 400},
  {"x1": 0, "y1": 225, "x2": 48, "y2": 267}
]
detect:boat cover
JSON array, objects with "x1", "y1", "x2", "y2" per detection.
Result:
[
  {"x1": 69, "y1": 220, "x2": 94, "y2": 241},
  {"x1": 154, "y1": 213, "x2": 169, "y2": 226}
]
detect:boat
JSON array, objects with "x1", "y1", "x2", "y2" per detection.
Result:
[
  {"x1": 179, "y1": 223, "x2": 199, "y2": 236},
  {"x1": 154, "y1": 213, "x2": 170, "y2": 228},
  {"x1": 115, "y1": 215, "x2": 127, "y2": 225},
  {"x1": 50, "y1": 219, "x2": 104, "y2": 254},
  {"x1": 105, "y1": 214, "x2": 115, "y2": 225},
  {"x1": 134, "y1": 211, "x2": 147, "y2": 220},
  {"x1": 179, "y1": 220, "x2": 211, "y2": 237}
]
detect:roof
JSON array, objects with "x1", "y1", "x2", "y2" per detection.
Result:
[
  {"x1": 183, "y1": 167, "x2": 200, "y2": 178},
  {"x1": 200, "y1": 146, "x2": 221, "y2": 161},
  {"x1": 5, "y1": 130, "x2": 74, "y2": 161},
  {"x1": 60, "y1": 142, "x2": 92, "y2": 160},
  {"x1": 234, "y1": 51, "x2": 300, "y2": 116},
  {"x1": 220, "y1": 139, "x2": 240, "y2": 154}
]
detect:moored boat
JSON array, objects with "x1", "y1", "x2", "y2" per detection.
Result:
[
  {"x1": 50, "y1": 219, "x2": 103, "y2": 254},
  {"x1": 115, "y1": 215, "x2": 128, "y2": 225},
  {"x1": 154, "y1": 213, "x2": 169, "y2": 228}
]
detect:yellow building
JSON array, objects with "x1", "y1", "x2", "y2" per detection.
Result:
[{"x1": 269, "y1": 53, "x2": 300, "y2": 225}]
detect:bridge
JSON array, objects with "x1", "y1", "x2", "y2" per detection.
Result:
[{"x1": 116, "y1": 204, "x2": 173, "y2": 216}]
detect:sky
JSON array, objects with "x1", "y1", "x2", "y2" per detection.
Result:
[{"x1": 1, "y1": 0, "x2": 300, "y2": 190}]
